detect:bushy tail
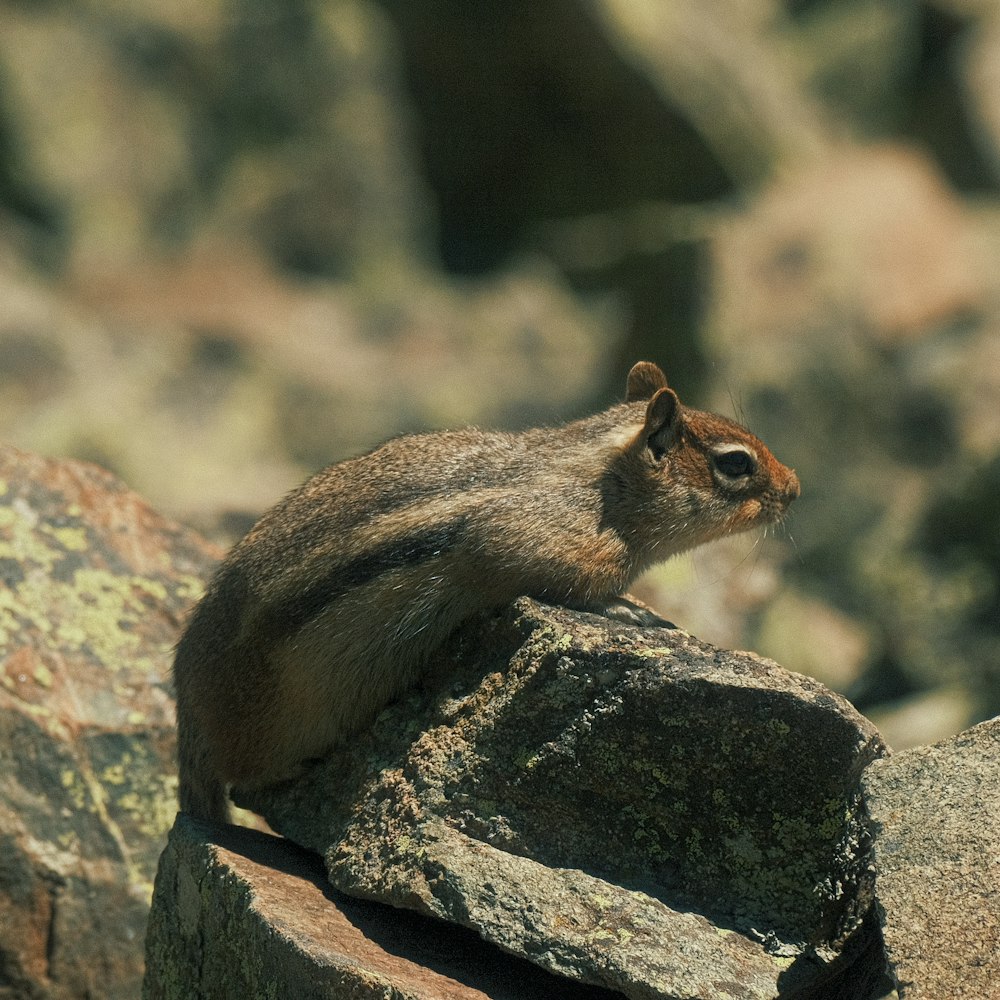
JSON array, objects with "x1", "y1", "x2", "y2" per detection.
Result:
[{"x1": 177, "y1": 717, "x2": 230, "y2": 824}]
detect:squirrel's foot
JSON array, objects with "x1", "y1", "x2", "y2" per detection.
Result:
[{"x1": 574, "y1": 595, "x2": 676, "y2": 629}]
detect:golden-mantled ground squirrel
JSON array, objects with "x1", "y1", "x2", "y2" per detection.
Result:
[{"x1": 174, "y1": 362, "x2": 800, "y2": 822}]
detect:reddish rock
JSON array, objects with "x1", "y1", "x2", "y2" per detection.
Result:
[
  {"x1": 144, "y1": 815, "x2": 621, "y2": 1000},
  {"x1": 0, "y1": 445, "x2": 220, "y2": 1000}
]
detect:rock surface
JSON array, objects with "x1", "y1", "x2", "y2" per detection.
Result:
[
  {"x1": 3, "y1": 0, "x2": 999, "y2": 754},
  {"x1": 144, "y1": 814, "x2": 625, "y2": 1000},
  {"x1": 0, "y1": 445, "x2": 219, "y2": 1000},
  {"x1": 862, "y1": 716, "x2": 1000, "y2": 999},
  {"x1": 243, "y1": 599, "x2": 889, "y2": 999}
]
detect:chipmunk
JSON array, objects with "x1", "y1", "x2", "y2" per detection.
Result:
[{"x1": 174, "y1": 362, "x2": 800, "y2": 822}]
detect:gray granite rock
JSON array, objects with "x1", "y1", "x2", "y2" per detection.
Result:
[
  {"x1": 243, "y1": 599, "x2": 888, "y2": 999},
  {"x1": 862, "y1": 716, "x2": 1000, "y2": 999}
]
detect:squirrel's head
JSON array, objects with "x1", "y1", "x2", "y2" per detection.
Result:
[{"x1": 620, "y1": 362, "x2": 800, "y2": 554}]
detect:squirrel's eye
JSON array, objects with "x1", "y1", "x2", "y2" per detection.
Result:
[{"x1": 713, "y1": 449, "x2": 756, "y2": 479}]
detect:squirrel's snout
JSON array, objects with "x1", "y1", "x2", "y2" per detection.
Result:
[{"x1": 783, "y1": 469, "x2": 801, "y2": 503}]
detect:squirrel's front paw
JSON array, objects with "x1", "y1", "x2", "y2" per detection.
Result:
[{"x1": 580, "y1": 596, "x2": 676, "y2": 629}]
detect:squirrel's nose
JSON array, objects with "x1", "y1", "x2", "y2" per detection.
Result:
[{"x1": 784, "y1": 469, "x2": 801, "y2": 502}]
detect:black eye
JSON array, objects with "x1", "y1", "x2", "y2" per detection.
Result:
[{"x1": 714, "y1": 449, "x2": 756, "y2": 479}]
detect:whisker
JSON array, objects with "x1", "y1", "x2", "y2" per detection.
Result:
[
  {"x1": 744, "y1": 530, "x2": 767, "y2": 583},
  {"x1": 738, "y1": 531, "x2": 764, "y2": 569},
  {"x1": 720, "y1": 370, "x2": 745, "y2": 425},
  {"x1": 782, "y1": 520, "x2": 804, "y2": 566},
  {"x1": 685, "y1": 532, "x2": 764, "y2": 593}
]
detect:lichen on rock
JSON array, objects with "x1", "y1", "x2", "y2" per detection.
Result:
[
  {"x1": 0, "y1": 445, "x2": 220, "y2": 1000},
  {"x1": 242, "y1": 598, "x2": 887, "y2": 999}
]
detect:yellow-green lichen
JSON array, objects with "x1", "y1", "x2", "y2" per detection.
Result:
[
  {"x1": 0, "y1": 495, "x2": 192, "y2": 670},
  {"x1": 0, "y1": 502, "x2": 66, "y2": 572},
  {"x1": 588, "y1": 928, "x2": 616, "y2": 943},
  {"x1": 41, "y1": 523, "x2": 89, "y2": 552},
  {"x1": 56, "y1": 829, "x2": 81, "y2": 854},
  {"x1": 113, "y1": 775, "x2": 179, "y2": 844},
  {"x1": 60, "y1": 767, "x2": 92, "y2": 811},
  {"x1": 635, "y1": 646, "x2": 676, "y2": 658},
  {"x1": 4, "y1": 563, "x2": 170, "y2": 672},
  {"x1": 101, "y1": 760, "x2": 128, "y2": 786},
  {"x1": 723, "y1": 832, "x2": 764, "y2": 868},
  {"x1": 685, "y1": 827, "x2": 705, "y2": 860},
  {"x1": 553, "y1": 631, "x2": 573, "y2": 653},
  {"x1": 174, "y1": 574, "x2": 206, "y2": 602}
]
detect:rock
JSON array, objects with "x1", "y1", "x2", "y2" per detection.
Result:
[
  {"x1": 960, "y1": 10, "x2": 1000, "y2": 186},
  {"x1": 867, "y1": 686, "x2": 978, "y2": 752},
  {"x1": 0, "y1": 244, "x2": 609, "y2": 539},
  {"x1": 242, "y1": 599, "x2": 889, "y2": 1000},
  {"x1": 0, "y1": 445, "x2": 220, "y2": 1000},
  {"x1": 862, "y1": 716, "x2": 1000, "y2": 999},
  {"x1": 591, "y1": 0, "x2": 831, "y2": 183},
  {"x1": 144, "y1": 814, "x2": 625, "y2": 1000},
  {"x1": 755, "y1": 592, "x2": 873, "y2": 695},
  {"x1": 0, "y1": 1, "x2": 615, "y2": 537},
  {"x1": 708, "y1": 145, "x2": 984, "y2": 356}
]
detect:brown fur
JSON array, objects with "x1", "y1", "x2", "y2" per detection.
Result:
[{"x1": 173, "y1": 362, "x2": 800, "y2": 822}]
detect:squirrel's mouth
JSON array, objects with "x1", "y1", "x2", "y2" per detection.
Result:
[
  {"x1": 736, "y1": 490, "x2": 797, "y2": 530},
  {"x1": 760, "y1": 470, "x2": 800, "y2": 523}
]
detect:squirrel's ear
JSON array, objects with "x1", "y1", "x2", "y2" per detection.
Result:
[
  {"x1": 625, "y1": 361, "x2": 668, "y2": 402},
  {"x1": 642, "y1": 387, "x2": 681, "y2": 458}
]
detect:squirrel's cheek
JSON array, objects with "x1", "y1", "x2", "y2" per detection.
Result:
[{"x1": 738, "y1": 499, "x2": 763, "y2": 525}]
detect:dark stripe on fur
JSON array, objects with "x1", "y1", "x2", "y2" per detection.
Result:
[{"x1": 263, "y1": 516, "x2": 468, "y2": 642}]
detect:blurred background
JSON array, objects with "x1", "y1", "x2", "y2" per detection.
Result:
[{"x1": 1, "y1": 0, "x2": 998, "y2": 750}]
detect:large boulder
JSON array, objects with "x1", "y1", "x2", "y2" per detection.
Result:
[
  {"x1": 144, "y1": 814, "x2": 623, "y2": 1000},
  {"x1": 0, "y1": 445, "x2": 219, "y2": 1000},
  {"x1": 862, "y1": 716, "x2": 1000, "y2": 999},
  {"x1": 241, "y1": 599, "x2": 889, "y2": 1000}
]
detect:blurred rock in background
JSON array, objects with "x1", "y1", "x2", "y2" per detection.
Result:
[
  {"x1": 1, "y1": 0, "x2": 999, "y2": 755},
  {"x1": 0, "y1": 446, "x2": 220, "y2": 999}
]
